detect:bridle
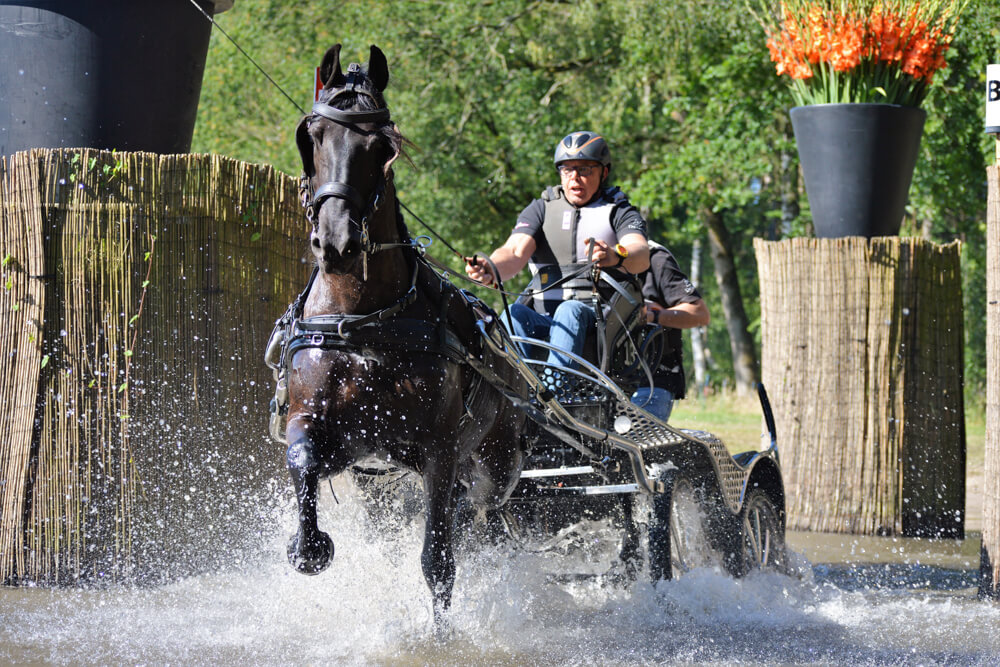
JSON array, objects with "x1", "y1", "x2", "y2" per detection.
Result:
[{"x1": 299, "y1": 63, "x2": 404, "y2": 278}]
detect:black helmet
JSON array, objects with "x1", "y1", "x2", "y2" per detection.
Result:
[{"x1": 554, "y1": 131, "x2": 611, "y2": 168}]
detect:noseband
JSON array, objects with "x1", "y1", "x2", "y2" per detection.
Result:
[{"x1": 300, "y1": 67, "x2": 395, "y2": 277}]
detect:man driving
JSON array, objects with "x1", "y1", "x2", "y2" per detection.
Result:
[{"x1": 465, "y1": 131, "x2": 650, "y2": 367}]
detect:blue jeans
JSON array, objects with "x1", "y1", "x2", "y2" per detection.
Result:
[
  {"x1": 630, "y1": 387, "x2": 675, "y2": 422},
  {"x1": 503, "y1": 301, "x2": 596, "y2": 368}
]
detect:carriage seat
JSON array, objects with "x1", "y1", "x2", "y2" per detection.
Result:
[
  {"x1": 516, "y1": 269, "x2": 664, "y2": 394},
  {"x1": 578, "y1": 270, "x2": 663, "y2": 390}
]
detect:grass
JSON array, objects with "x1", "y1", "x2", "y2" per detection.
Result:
[
  {"x1": 671, "y1": 390, "x2": 988, "y2": 465},
  {"x1": 670, "y1": 390, "x2": 770, "y2": 454},
  {"x1": 967, "y1": 406, "x2": 986, "y2": 473}
]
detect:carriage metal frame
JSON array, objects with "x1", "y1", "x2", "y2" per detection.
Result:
[{"x1": 471, "y1": 305, "x2": 787, "y2": 579}]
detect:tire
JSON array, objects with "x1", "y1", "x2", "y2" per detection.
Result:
[
  {"x1": 738, "y1": 489, "x2": 785, "y2": 575},
  {"x1": 648, "y1": 474, "x2": 715, "y2": 581}
]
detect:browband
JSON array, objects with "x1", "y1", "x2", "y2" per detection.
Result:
[{"x1": 312, "y1": 102, "x2": 390, "y2": 126}]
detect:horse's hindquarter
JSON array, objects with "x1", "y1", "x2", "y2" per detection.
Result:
[{"x1": 286, "y1": 346, "x2": 469, "y2": 470}]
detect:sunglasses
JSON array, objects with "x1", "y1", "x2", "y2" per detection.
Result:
[{"x1": 557, "y1": 164, "x2": 599, "y2": 177}]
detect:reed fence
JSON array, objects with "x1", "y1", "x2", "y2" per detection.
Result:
[
  {"x1": 0, "y1": 149, "x2": 308, "y2": 584},
  {"x1": 756, "y1": 237, "x2": 965, "y2": 537},
  {"x1": 984, "y1": 165, "x2": 1000, "y2": 598}
]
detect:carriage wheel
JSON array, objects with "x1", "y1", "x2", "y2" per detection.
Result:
[
  {"x1": 738, "y1": 489, "x2": 785, "y2": 575},
  {"x1": 648, "y1": 474, "x2": 712, "y2": 581},
  {"x1": 350, "y1": 467, "x2": 424, "y2": 534}
]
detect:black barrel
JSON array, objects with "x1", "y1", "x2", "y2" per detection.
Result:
[{"x1": 0, "y1": 1, "x2": 231, "y2": 156}]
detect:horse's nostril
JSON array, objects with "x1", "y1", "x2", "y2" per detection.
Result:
[{"x1": 312, "y1": 237, "x2": 321, "y2": 248}]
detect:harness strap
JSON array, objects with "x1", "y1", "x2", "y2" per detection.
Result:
[
  {"x1": 313, "y1": 181, "x2": 367, "y2": 213},
  {"x1": 311, "y1": 101, "x2": 390, "y2": 126},
  {"x1": 329, "y1": 257, "x2": 421, "y2": 337},
  {"x1": 285, "y1": 317, "x2": 469, "y2": 367}
]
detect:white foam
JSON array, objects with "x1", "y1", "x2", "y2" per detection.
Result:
[{"x1": 2, "y1": 483, "x2": 999, "y2": 665}]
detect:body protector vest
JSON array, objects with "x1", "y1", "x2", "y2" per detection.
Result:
[{"x1": 526, "y1": 185, "x2": 623, "y2": 316}]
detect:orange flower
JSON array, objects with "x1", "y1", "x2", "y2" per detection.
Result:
[
  {"x1": 828, "y1": 14, "x2": 865, "y2": 72},
  {"x1": 755, "y1": 0, "x2": 963, "y2": 106},
  {"x1": 868, "y1": 6, "x2": 903, "y2": 62}
]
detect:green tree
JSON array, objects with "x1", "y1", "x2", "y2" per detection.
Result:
[
  {"x1": 907, "y1": 2, "x2": 1000, "y2": 402},
  {"x1": 191, "y1": 0, "x2": 998, "y2": 401}
]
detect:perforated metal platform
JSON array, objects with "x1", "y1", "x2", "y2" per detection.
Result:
[{"x1": 526, "y1": 360, "x2": 746, "y2": 511}]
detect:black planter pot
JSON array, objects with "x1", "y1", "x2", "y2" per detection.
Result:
[
  {"x1": 790, "y1": 103, "x2": 926, "y2": 238},
  {"x1": 0, "y1": 1, "x2": 232, "y2": 156}
]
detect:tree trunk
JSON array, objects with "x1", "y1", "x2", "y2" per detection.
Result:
[
  {"x1": 780, "y1": 147, "x2": 799, "y2": 238},
  {"x1": 703, "y1": 208, "x2": 759, "y2": 395},
  {"x1": 689, "y1": 236, "x2": 707, "y2": 392}
]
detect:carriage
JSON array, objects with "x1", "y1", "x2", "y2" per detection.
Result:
[
  {"x1": 348, "y1": 267, "x2": 786, "y2": 583},
  {"x1": 267, "y1": 43, "x2": 787, "y2": 622}
]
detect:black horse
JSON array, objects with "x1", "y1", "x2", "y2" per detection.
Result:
[{"x1": 282, "y1": 44, "x2": 527, "y2": 621}]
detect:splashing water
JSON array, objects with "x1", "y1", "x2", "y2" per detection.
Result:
[{"x1": 2, "y1": 477, "x2": 998, "y2": 666}]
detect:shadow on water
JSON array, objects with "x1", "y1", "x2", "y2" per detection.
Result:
[{"x1": 2, "y1": 480, "x2": 999, "y2": 666}]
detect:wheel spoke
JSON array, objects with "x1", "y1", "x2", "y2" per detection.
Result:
[
  {"x1": 744, "y1": 513, "x2": 759, "y2": 565},
  {"x1": 753, "y1": 509, "x2": 763, "y2": 562},
  {"x1": 741, "y1": 494, "x2": 782, "y2": 572},
  {"x1": 668, "y1": 479, "x2": 703, "y2": 577},
  {"x1": 670, "y1": 519, "x2": 686, "y2": 574}
]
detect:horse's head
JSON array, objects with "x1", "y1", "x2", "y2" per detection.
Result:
[{"x1": 297, "y1": 44, "x2": 403, "y2": 275}]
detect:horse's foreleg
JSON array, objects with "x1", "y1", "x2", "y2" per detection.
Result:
[
  {"x1": 421, "y1": 460, "x2": 459, "y2": 624},
  {"x1": 285, "y1": 423, "x2": 334, "y2": 575}
]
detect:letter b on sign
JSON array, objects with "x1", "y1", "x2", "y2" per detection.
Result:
[{"x1": 988, "y1": 65, "x2": 1000, "y2": 132}]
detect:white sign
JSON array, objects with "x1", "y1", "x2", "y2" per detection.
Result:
[{"x1": 988, "y1": 64, "x2": 1000, "y2": 133}]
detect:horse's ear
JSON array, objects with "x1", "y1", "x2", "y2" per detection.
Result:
[
  {"x1": 295, "y1": 116, "x2": 314, "y2": 177},
  {"x1": 367, "y1": 44, "x2": 389, "y2": 92},
  {"x1": 319, "y1": 43, "x2": 345, "y2": 90}
]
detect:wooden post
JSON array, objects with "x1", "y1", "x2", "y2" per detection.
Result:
[
  {"x1": 983, "y1": 154, "x2": 1000, "y2": 598},
  {"x1": 756, "y1": 237, "x2": 965, "y2": 537},
  {"x1": 0, "y1": 149, "x2": 306, "y2": 584}
]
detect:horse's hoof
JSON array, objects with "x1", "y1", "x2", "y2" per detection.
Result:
[{"x1": 287, "y1": 530, "x2": 334, "y2": 575}]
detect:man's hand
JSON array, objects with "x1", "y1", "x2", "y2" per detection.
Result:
[
  {"x1": 466, "y1": 233, "x2": 535, "y2": 287},
  {"x1": 584, "y1": 238, "x2": 626, "y2": 268},
  {"x1": 465, "y1": 255, "x2": 496, "y2": 286}
]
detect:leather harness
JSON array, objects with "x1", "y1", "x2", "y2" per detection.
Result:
[{"x1": 271, "y1": 66, "x2": 528, "y2": 440}]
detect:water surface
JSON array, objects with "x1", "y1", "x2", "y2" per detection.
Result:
[{"x1": 2, "y1": 481, "x2": 997, "y2": 665}]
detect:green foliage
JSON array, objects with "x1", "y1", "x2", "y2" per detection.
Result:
[
  {"x1": 191, "y1": 0, "x2": 998, "y2": 397},
  {"x1": 908, "y1": 1, "x2": 1000, "y2": 399}
]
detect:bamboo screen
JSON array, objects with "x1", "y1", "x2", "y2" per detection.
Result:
[
  {"x1": 0, "y1": 149, "x2": 309, "y2": 584},
  {"x1": 755, "y1": 237, "x2": 964, "y2": 537},
  {"x1": 985, "y1": 165, "x2": 1000, "y2": 597}
]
